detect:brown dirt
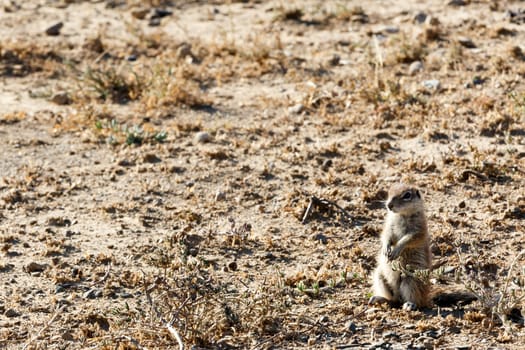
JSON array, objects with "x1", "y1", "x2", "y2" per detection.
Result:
[{"x1": 1, "y1": 0, "x2": 524, "y2": 349}]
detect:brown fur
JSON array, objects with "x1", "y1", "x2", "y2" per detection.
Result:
[{"x1": 369, "y1": 184, "x2": 432, "y2": 310}]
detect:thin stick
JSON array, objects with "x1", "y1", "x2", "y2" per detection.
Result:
[
  {"x1": 302, "y1": 195, "x2": 352, "y2": 224},
  {"x1": 166, "y1": 317, "x2": 184, "y2": 350},
  {"x1": 301, "y1": 196, "x2": 316, "y2": 223},
  {"x1": 22, "y1": 304, "x2": 66, "y2": 350}
]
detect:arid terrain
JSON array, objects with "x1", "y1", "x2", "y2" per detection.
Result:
[{"x1": 1, "y1": 0, "x2": 524, "y2": 349}]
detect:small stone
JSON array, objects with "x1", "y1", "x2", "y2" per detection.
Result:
[
  {"x1": 414, "y1": 12, "x2": 427, "y2": 24},
  {"x1": 472, "y1": 76, "x2": 485, "y2": 85},
  {"x1": 152, "y1": 8, "x2": 172, "y2": 18},
  {"x1": 288, "y1": 103, "x2": 304, "y2": 114},
  {"x1": 457, "y1": 37, "x2": 476, "y2": 48},
  {"x1": 321, "y1": 159, "x2": 332, "y2": 171},
  {"x1": 148, "y1": 17, "x2": 161, "y2": 27},
  {"x1": 51, "y1": 92, "x2": 71, "y2": 105},
  {"x1": 408, "y1": 61, "x2": 423, "y2": 75},
  {"x1": 448, "y1": 0, "x2": 466, "y2": 6},
  {"x1": 4, "y1": 308, "x2": 20, "y2": 318},
  {"x1": 346, "y1": 321, "x2": 357, "y2": 333},
  {"x1": 45, "y1": 22, "x2": 63, "y2": 36},
  {"x1": 131, "y1": 8, "x2": 149, "y2": 20},
  {"x1": 25, "y1": 262, "x2": 48, "y2": 273},
  {"x1": 227, "y1": 261, "x2": 237, "y2": 271},
  {"x1": 127, "y1": 54, "x2": 138, "y2": 62},
  {"x1": 422, "y1": 79, "x2": 441, "y2": 91},
  {"x1": 215, "y1": 191, "x2": 226, "y2": 201},
  {"x1": 312, "y1": 233, "x2": 327, "y2": 244},
  {"x1": 142, "y1": 153, "x2": 161, "y2": 163},
  {"x1": 383, "y1": 26, "x2": 399, "y2": 34},
  {"x1": 194, "y1": 131, "x2": 212, "y2": 144},
  {"x1": 83, "y1": 288, "x2": 103, "y2": 299}
]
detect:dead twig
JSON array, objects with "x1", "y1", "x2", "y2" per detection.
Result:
[
  {"x1": 459, "y1": 169, "x2": 488, "y2": 182},
  {"x1": 166, "y1": 317, "x2": 184, "y2": 350},
  {"x1": 301, "y1": 195, "x2": 352, "y2": 224}
]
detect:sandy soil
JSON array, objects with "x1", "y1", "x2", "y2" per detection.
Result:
[{"x1": 1, "y1": 0, "x2": 524, "y2": 349}]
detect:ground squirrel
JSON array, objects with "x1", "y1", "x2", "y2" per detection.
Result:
[{"x1": 369, "y1": 184, "x2": 431, "y2": 311}]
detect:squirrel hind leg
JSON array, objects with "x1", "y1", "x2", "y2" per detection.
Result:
[
  {"x1": 399, "y1": 276, "x2": 429, "y2": 309},
  {"x1": 371, "y1": 270, "x2": 397, "y2": 304}
]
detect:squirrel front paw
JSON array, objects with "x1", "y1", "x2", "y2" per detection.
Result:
[{"x1": 387, "y1": 245, "x2": 401, "y2": 261}]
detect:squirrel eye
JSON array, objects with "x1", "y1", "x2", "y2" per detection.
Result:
[{"x1": 401, "y1": 191, "x2": 412, "y2": 200}]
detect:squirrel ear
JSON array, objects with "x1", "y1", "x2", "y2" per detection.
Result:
[{"x1": 415, "y1": 189, "x2": 421, "y2": 198}]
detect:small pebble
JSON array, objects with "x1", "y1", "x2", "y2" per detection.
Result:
[
  {"x1": 83, "y1": 288, "x2": 103, "y2": 299},
  {"x1": 422, "y1": 79, "x2": 441, "y2": 91},
  {"x1": 288, "y1": 103, "x2": 304, "y2": 114},
  {"x1": 448, "y1": 0, "x2": 466, "y2": 6},
  {"x1": 457, "y1": 37, "x2": 476, "y2": 48},
  {"x1": 152, "y1": 8, "x2": 173, "y2": 18},
  {"x1": 25, "y1": 262, "x2": 48, "y2": 273},
  {"x1": 142, "y1": 153, "x2": 161, "y2": 163},
  {"x1": 383, "y1": 26, "x2": 399, "y2": 34},
  {"x1": 45, "y1": 22, "x2": 63, "y2": 36},
  {"x1": 4, "y1": 308, "x2": 20, "y2": 318},
  {"x1": 414, "y1": 12, "x2": 427, "y2": 24},
  {"x1": 194, "y1": 131, "x2": 212, "y2": 143},
  {"x1": 346, "y1": 321, "x2": 357, "y2": 333},
  {"x1": 472, "y1": 76, "x2": 485, "y2": 85},
  {"x1": 408, "y1": 61, "x2": 423, "y2": 75},
  {"x1": 215, "y1": 190, "x2": 226, "y2": 201},
  {"x1": 131, "y1": 8, "x2": 149, "y2": 20},
  {"x1": 51, "y1": 92, "x2": 71, "y2": 105},
  {"x1": 227, "y1": 261, "x2": 237, "y2": 271},
  {"x1": 148, "y1": 17, "x2": 161, "y2": 27},
  {"x1": 312, "y1": 233, "x2": 327, "y2": 244}
]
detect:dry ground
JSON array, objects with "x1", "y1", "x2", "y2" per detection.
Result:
[{"x1": 1, "y1": 0, "x2": 525, "y2": 349}]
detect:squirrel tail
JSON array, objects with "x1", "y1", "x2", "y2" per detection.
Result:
[{"x1": 432, "y1": 291, "x2": 477, "y2": 307}]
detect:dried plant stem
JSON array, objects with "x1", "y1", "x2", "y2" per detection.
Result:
[
  {"x1": 496, "y1": 249, "x2": 525, "y2": 317},
  {"x1": 166, "y1": 319, "x2": 184, "y2": 350}
]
